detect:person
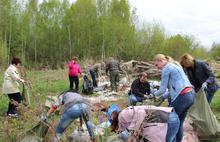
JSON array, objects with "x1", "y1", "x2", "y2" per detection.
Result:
[
  {"x1": 68, "y1": 57, "x2": 82, "y2": 92},
  {"x1": 42, "y1": 91, "x2": 96, "y2": 142},
  {"x1": 152, "y1": 54, "x2": 194, "y2": 142},
  {"x1": 105, "y1": 58, "x2": 122, "y2": 92},
  {"x1": 100, "y1": 103, "x2": 120, "y2": 124},
  {"x1": 128, "y1": 72, "x2": 151, "y2": 106},
  {"x1": 180, "y1": 53, "x2": 219, "y2": 104},
  {"x1": 82, "y1": 74, "x2": 94, "y2": 94},
  {"x1": 89, "y1": 63, "x2": 101, "y2": 88},
  {"x1": 110, "y1": 105, "x2": 180, "y2": 142},
  {"x1": 2, "y1": 57, "x2": 25, "y2": 117}
]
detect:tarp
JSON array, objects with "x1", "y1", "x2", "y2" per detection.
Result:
[
  {"x1": 19, "y1": 121, "x2": 49, "y2": 142},
  {"x1": 104, "y1": 135, "x2": 125, "y2": 142},
  {"x1": 21, "y1": 84, "x2": 31, "y2": 106},
  {"x1": 188, "y1": 89, "x2": 220, "y2": 139}
]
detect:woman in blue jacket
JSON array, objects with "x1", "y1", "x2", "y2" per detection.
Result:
[{"x1": 152, "y1": 54, "x2": 195, "y2": 142}]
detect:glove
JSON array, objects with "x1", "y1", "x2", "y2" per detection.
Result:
[
  {"x1": 119, "y1": 129, "x2": 130, "y2": 140},
  {"x1": 150, "y1": 89, "x2": 157, "y2": 95},
  {"x1": 41, "y1": 115, "x2": 48, "y2": 122},
  {"x1": 158, "y1": 96, "x2": 165, "y2": 101},
  {"x1": 202, "y1": 82, "x2": 208, "y2": 89},
  {"x1": 143, "y1": 94, "x2": 154, "y2": 100}
]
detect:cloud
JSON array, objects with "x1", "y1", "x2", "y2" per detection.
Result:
[{"x1": 129, "y1": 0, "x2": 220, "y2": 48}]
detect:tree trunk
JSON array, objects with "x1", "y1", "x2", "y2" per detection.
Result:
[
  {"x1": 101, "y1": 24, "x2": 105, "y2": 61},
  {"x1": 34, "y1": 38, "x2": 37, "y2": 64},
  {"x1": 21, "y1": 38, "x2": 24, "y2": 61},
  {"x1": 68, "y1": 25, "x2": 72, "y2": 59},
  {"x1": 8, "y1": 20, "x2": 12, "y2": 64}
]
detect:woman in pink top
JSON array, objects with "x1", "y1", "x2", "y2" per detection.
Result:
[
  {"x1": 110, "y1": 105, "x2": 180, "y2": 142},
  {"x1": 68, "y1": 57, "x2": 82, "y2": 92}
]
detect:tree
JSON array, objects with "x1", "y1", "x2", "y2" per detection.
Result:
[{"x1": 210, "y1": 42, "x2": 220, "y2": 60}]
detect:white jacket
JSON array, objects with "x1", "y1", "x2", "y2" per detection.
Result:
[{"x1": 2, "y1": 65, "x2": 24, "y2": 94}]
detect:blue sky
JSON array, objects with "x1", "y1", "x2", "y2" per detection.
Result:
[{"x1": 129, "y1": 0, "x2": 220, "y2": 48}]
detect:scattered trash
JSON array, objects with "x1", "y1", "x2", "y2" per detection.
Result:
[
  {"x1": 68, "y1": 122, "x2": 108, "y2": 142},
  {"x1": 182, "y1": 121, "x2": 199, "y2": 142},
  {"x1": 45, "y1": 96, "x2": 58, "y2": 108}
]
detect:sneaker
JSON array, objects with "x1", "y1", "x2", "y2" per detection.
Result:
[{"x1": 7, "y1": 113, "x2": 19, "y2": 118}]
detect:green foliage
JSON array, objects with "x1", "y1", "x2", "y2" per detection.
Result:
[
  {"x1": 211, "y1": 90, "x2": 220, "y2": 119},
  {"x1": 210, "y1": 43, "x2": 220, "y2": 60},
  {"x1": 0, "y1": 0, "x2": 214, "y2": 68}
]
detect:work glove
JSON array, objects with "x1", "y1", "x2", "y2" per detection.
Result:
[
  {"x1": 158, "y1": 95, "x2": 165, "y2": 101},
  {"x1": 118, "y1": 129, "x2": 130, "y2": 140},
  {"x1": 202, "y1": 82, "x2": 208, "y2": 89},
  {"x1": 143, "y1": 94, "x2": 154, "y2": 100},
  {"x1": 41, "y1": 115, "x2": 49, "y2": 122}
]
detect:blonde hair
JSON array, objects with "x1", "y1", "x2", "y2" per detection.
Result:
[
  {"x1": 166, "y1": 56, "x2": 181, "y2": 67},
  {"x1": 154, "y1": 54, "x2": 167, "y2": 61},
  {"x1": 180, "y1": 53, "x2": 194, "y2": 67},
  {"x1": 154, "y1": 54, "x2": 181, "y2": 67}
]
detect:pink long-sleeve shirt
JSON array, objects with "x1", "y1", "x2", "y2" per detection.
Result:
[
  {"x1": 68, "y1": 60, "x2": 82, "y2": 77},
  {"x1": 118, "y1": 106, "x2": 173, "y2": 142}
]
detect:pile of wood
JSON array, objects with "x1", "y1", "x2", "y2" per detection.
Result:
[
  {"x1": 83, "y1": 60, "x2": 160, "y2": 78},
  {"x1": 121, "y1": 60, "x2": 161, "y2": 78}
]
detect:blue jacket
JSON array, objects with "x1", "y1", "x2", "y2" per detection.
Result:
[
  {"x1": 106, "y1": 104, "x2": 120, "y2": 122},
  {"x1": 154, "y1": 63, "x2": 192, "y2": 102}
]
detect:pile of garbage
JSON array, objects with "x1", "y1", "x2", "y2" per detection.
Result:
[
  {"x1": 121, "y1": 60, "x2": 161, "y2": 78},
  {"x1": 42, "y1": 68, "x2": 220, "y2": 142}
]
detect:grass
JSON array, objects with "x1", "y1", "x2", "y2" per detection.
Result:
[
  {"x1": 210, "y1": 89, "x2": 220, "y2": 119},
  {"x1": 0, "y1": 69, "x2": 114, "y2": 142},
  {"x1": 0, "y1": 69, "x2": 219, "y2": 141},
  {"x1": 0, "y1": 69, "x2": 74, "y2": 142}
]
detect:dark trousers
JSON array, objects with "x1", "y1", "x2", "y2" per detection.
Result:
[
  {"x1": 204, "y1": 84, "x2": 219, "y2": 104},
  {"x1": 89, "y1": 70, "x2": 97, "y2": 87},
  {"x1": 69, "y1": 76, "x2": 79, "y2": 92},
  {"x1": 109, "y1": 70, "x2": 119, "y2": 92},
  {"x1": 7, "y1": 92, "x2": 22, "y2": 114}
]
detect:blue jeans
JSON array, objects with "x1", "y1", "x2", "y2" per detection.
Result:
[
  {"x1": 129, "y1": 94, "x2": 144, "y2": 106},
  {"x1": 170, "y1": 91, "x2": 195, "y2": 142},
  {"x1": 89, "y1": 69, "x2": 97, "y2": 87},
  {"x1": 166, "y1": 112, "x2": 180, "y2": 142},
  {"x1": 56, "y1": 103, "x2": 95, "y2": 139},
  {"x1": 204, "y1": 84, "x2": 219, "y2": 104}
]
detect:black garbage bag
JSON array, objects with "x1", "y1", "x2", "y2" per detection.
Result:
[{"x1": 82, "y1": 75, "x2": 93, "y2": 94}]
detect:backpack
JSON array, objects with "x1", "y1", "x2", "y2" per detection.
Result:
[{"x1": 82, "y1": 75, "x2": 93, "y2": 94}]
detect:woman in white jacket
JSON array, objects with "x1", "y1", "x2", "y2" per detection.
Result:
[{"x1": 3, "y1": 58, "x2": 25, "y2": 117}]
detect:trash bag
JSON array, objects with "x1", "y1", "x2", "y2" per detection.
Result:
[
  {"x1": 188, "y1": 89, "x2": 220, "y2": 139},
  {"x1": 20, "y1": 135, "x2": 42, "y2": 142},
  {"x1": 68, "y1": 129, "x2": 91, "y2": 142},
  {"x1": 105, "y1": 134, "x2": 126, "y2": 142},
  {"x1": 21, "y1": 84, "x2": 31, "y2": 106},
  {"x1": 19, "y1": 120, "x2": 50, "y2": 142},
  {"x1": 82, "y1": 75, "x2": 93, "y2": 94}
]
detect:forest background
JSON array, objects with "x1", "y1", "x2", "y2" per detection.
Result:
[{"x1": 1, "y1": 0, "x2": 220, "y2": 70}]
